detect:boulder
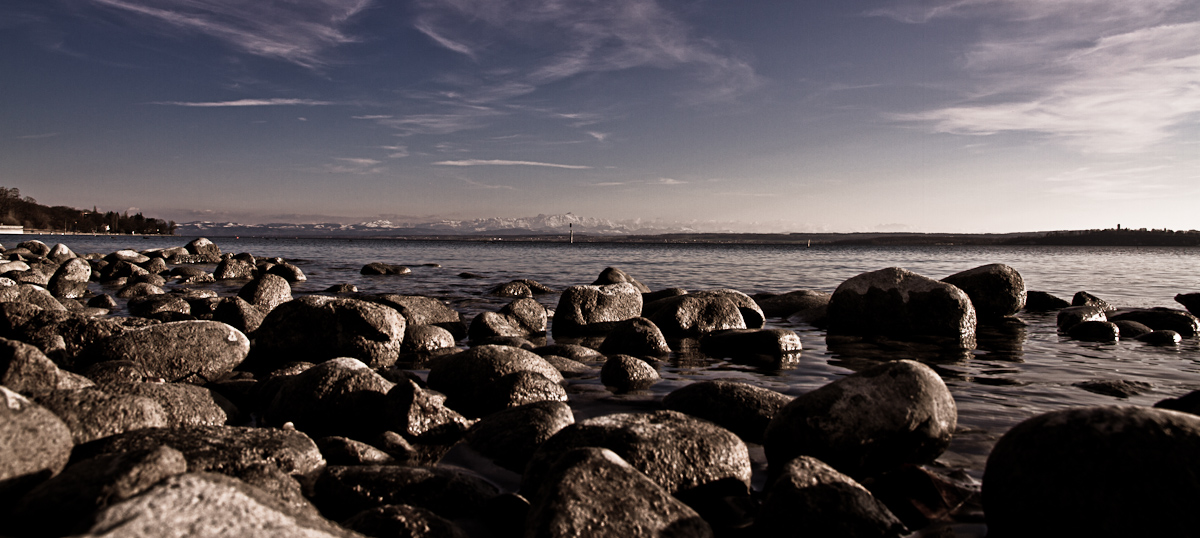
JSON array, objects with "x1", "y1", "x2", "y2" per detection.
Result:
[
  {"x1": 325, "y1": 283, "x2": 358, "y2": 293},
  {"x1": 103, "y1": 382, "x2": 237, "y2": 427},
  {"x1": 984, "y1": 406, "x2": 1200, "y2": 537},
  {"x1": 0, "y1": 337, "x2": 62, "y2": 395},
  {"x1": 426, "y1": 345, "x2": 564, "y2": 418},
  {"x1": 127, "y1": 295, "x2": 191, "y2": 319},
  {"x1": 691, "y1": 289, "x2": 765, "y2": 329},
  {"x1": 1072, "y1": 291, "x2": 1114, "y2": 312},
  {"x1": 17, "y1": 240, "x2": 50, "y2": 257},
  {"x1": 212, "y1": 296, "x2": 266, "y2": 334},
  {"x1": 0, "y1": 386, "x2": 74, "y2": 505},
  {"x1": 941, "y1": 263, "x2": 1026, "y2": 319},
  {"x1": 1139, "y1": 330, "x2": 1183, "y2": 345},
  {"x1": 343, "y1": 505, "x2": 467, "y2": 538},
  {"x1": 1055, "y1": 305, "x2": 1107, "y2": 332},
  {"x1": 755, "y1": 456, "x2": 905, "y2": 538},
  {"x1": 47, "y1": 243, "x2": 76, "y2": 263},
  {"x1": 764, "y1": 359, "x2": 957, "y2": 478},
  {"x1": 552, "y1": 283, "x2": 643, "y2": 336},
  {"x1": 1109, "y1": 308, "x2": 1200, "y2": 337},
  {"x1": 251, "y1": 296, "x2": 406, "y2": 370},
  {"x1": 468, "y1": 297, "x2": 547, "y2": 341},
  {"x1": 315, "y1": 436, "x2": 396, "y2": 466},
  {"x1": 314, "y1": 464, "x2": 500, "y2": 521},
  {"x1": 488, "y1": 281, "x2": 533, "y2": 297},
  {"x1": 592, "y1": 266, "x2": 651, "y2": 293},
  {"x1": 1067, "y1": 320, "x2": 1119, "y2": 342},
  {"x1": 361, "y1": 262, "x2": 411, "y2": 275},
  {"x1": 599, "y1": 355, "x2": 660, "y2": 392},
  {"x1": 645, "y1": 294, "x2": 747, "y2": 338},
  {"x1": 533, "y1": 343, "x2": 604, "y2": 363},
  {"x1": 237, "y1": 274, "x2": 293, "y2": 313},
  {"x1": 33, "y1": 387, "x2": 168, "y2": 444},
  {"x1": 361, "y1": 294, "x2": 466, "y2": 339},
  {"x1": 758, "y1": 289, "x2": 830, "y2": 320},
  {"x1": 263, "y1": 358, "x2": 396, "y2": 438},
  {"x1": 525, "y1": 447, "x2": 712, "y2": 538},
  {"x1": 0, "y1": 283, "x2": 66, "y2": 311},
  {"x1": 78, "y1": 320, "x2": 249, "y2": 384},
  {"x1": 699, "y1": 328, "x2": 802, "y2": 366},
  {"x1": 522, "y1": 410, "x2": 751, "y2": 499},
  {"x1": 402, "y1": 324, "x2": 457, "y2": 353},
  {"x1": 598, "y1": 316, "x2": 671, "y2": 356},
  {"x1": 47, "y1": 258, "x2": 92, "y2": 299},
  {"x1": 466, "y1": 400, "x2": 575, "y2": 473},
  {"x1": 185, "y1": 237, "x2": 222, "y2": 262},
  {"x1": 116, "y1": 281, "x2": 165, "y2": 298},
  {"x1": 662, "y1": 380, "x2": 793, "y2": 444},
  {"x1": 267, "y1": 262, "x2": 306, "y2": 282},
  {"x1": 213, "y1": 258, "x2": 256, "y2": 280},
  {"x1": 1174, "y1": 292, "x2": 1200, "y2": 317},
  {"x1": 1111, "y1": 319, "x2": 1153, "y2": 339},
  {"x1": 383, "y1": 377, "x2": 474, "y2": 442},
  {"x1": 827, "y1": 268, "x2": 976, "y2": 347}
]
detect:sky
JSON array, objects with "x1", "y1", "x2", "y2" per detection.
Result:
[{"x1": 1, "y1": 0, "x2": 1197, "y2": 233}]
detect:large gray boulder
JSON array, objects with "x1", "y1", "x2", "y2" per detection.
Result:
[
  {"x1": 214, "y1": 258, "x2": 256, "y2": 280},
  {"x1": 251, "y1": 296, "x2": 406, "y2": 370},
  {"x1": 984, "y1": 406, "x2": 1200, "y2": 537},
  {"x1": 757, "y1": 289, "x2": 830, "y2": 321},
  {"x1": 0, "y1": 337, "x2": 63, "y2": 395},
  {"x1": 103, "y1": 382, "x2": 237, "y2": 428},
  {"x1": 763, "y1": 359, "x2": 957, "y2": 478},
  {"x1": 468, "y1": 297, "x2": 547, "y2": 341},
  {"x1": 185, "y1": 237, "x2": 222, "y2": 262},
  {"x1": 525, "y1": 447, "x2": 712, "y2": 538},
  {"x1": 263, "y1": 358, "x2": 395, "y2": 438},
  {"x1": 755, "y1": 455, "x2": 905, "y2": 538},
  {"x1": 699, "y1": 328, "x2": 802, "y2": 367},
  {"x1": 941, "y1": 263, "x2": 1026, "y2": 319},
  {"x1": 0, "y1": 386, "x2": 74, "y2": 504},
  {"x1": 598, "y1": 317, "x2": 671, "y2": 356},
  {"x1": 47, "y1": 258, "x2": 92, "y2": 299},
  {"x1": 361, "y1": 294, "x2": 466, "y2": 339},
  {"x1": 599, "y1": 354, "x2": 660, "y2": 392},
  {"x1": 662, "y1": 380, "x2": 793, "y2": 444},
  {"x1": 827, "y1": 267, "x2": 976, "y2": 347},
  {"x1": 384, "y1": 377, "x2": 474, "y2": 442},
  {"x1": 691, "y1": 289, "x2": 765, "y2": 329},
  {"x1": 426, "y1": 345, "x2": 564, "y2": 418},
  {"x1": 0, "y1": 284, "x2": 66, "y2": 311},
  {"x1": 552, "y1": 283, "x2": 643, "y2": 336},
  {"x1": 645, "y1": 294, "x2": 747, "y2": 338},
  {"x1": 34, "y1": 387, "x2": 169, "y2": 444},
  {"x1": 237, "y1": 274, "x2": 293, "y2": 313},
  {"x1": 78, "y1": 320, "x2": 249, "y2": 384}
]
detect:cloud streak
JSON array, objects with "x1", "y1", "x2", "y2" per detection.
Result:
[
  {"x1": 152, "y1": 98, "x2": 334, "y2": 107},
  {"x1": 883, "y1": 0, "x2": 1200, "y2": 152},
  {"x1": 434, "y1": 159, "x2": 591, "y2": 169}
]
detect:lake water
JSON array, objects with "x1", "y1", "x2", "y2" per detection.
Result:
[{"x1": 18, "y1": 235, "x2": 1200, "y2": 502}]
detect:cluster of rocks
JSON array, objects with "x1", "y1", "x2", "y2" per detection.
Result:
[{"x1": 1, "y1": 238, "x2": 1198, "y2": 537}]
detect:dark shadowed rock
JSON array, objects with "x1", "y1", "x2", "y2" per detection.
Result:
[
  {"x1": 78, "y1": 320, "x2": 249, "y2": 384},
  {"x1": 127, "y1": 295, "x2": 191, "y2": 319},
  {"x1": 0, "y1": 337, "x2": 61, "y2": 395},
  {"x1": 316, "y1": 436, "x2": 396, "y2": 466},
  {"x1": 361, "y1": 294, "x2": 466, "y2": 339},
  {"x1": 492, "y1": 370, "x2": 569, "y2": 412},
  {"x1": 764, "y1": 360, "x2": 957, "y2": 478},
  {"x1": 662, "y1": 380, "x2": 793, "y2": 444},
  {"x1": 1109, "y1": 308, "x2": 1200, "y2": 337},
  {"x1": 522, "y1": 410, "x2": 751, "y2": 499},
  {"x1": 532, "y1": 343, "x2": 603, "y2": 363},
  {"x1": 384, "y1": 377, "x2": 474, "y2": 442},
  {"x1": 343, "y1": 504, "x2": 468, "y2": 538},
  {"x1": 1154, "y1": 390, "x2": 1200, "y2": 415},
  {"x1": 34, "y1": 387, "x2": 168, "y2": 444},
  {"x1": 1072, "y1": 291, "x2": 1114, "y2": 312},
  {"x1": 116, "y1": 281, "x2": 165, "y2": 298},
  {"x1": 983, "y1": 406, "x2": 1200, "y2": 537},
  {"x1": 942, "y1": 263, "x2": 1026, "y2": 319},
  {"x1": 47, "y1": 258, "x2": 92, "y2": 299},
  {"x1": 525, "y1": 447, "x2": 712, "y2": 538},
  {"x1": 552, "y1": 283, "x2": 643, "y2": 336},
  {"x1": 600, "y1": 354, "x2": 660, "y2": 392},
  {"x1": 73, "y1": 424, "x2": 326, "y2": 481},
  {"x1": 1174, "y1": 292, "x2": 1200, "y2": 317},
  {"x1": 692, "y1": 289, "x2": 765, "y2": 329},
  {"x1": 87, "y1": 294, "x2": 118, "y2": 309},
  {"x1": 466, "y1": 401, "x2": 575, "y2": 473},
  {"x1": 0, "y1": 386, "x2": 74, "y2": 505},
  {"x1": 592, "y1": 266, "x2": 651, "y2": 293},
  {"x1": 325, "y1": 283, "x2": 358, "y2": 293},
  {"x1": 759, "y1": 289, "x2": 830, "y2": 321},
  {"x1": 10, "y1": 446, "x2": 188, "y2": 537},
  {"x1": 426, "y1": 345, "x2": 564, "y2": 418},
  {"x1": 252, "y1": 296, "x2": 406, "y2": 370},
  {"x1": 539, "y1": 355, "x2": 593, "y2": 377},
  {"x1": 827, "y1": 268, "x2": 976, "y2": 348},
  {"x1": 1067, "y1": 320, "x2": 1119, "y2": 342},
  {"x1": 263, "y1": 357, "x2": 396, "y2": 438},
  {"x1": 185, "y1": 237, "x2": 222, "y2": 262},
  {"x1": 488, "y1": 281, "x2": 533, "y2": 297},
  {"x1": 598, "y1": 316, "x2": 671, "y2": 356},
  {"x1": 699, "y1": 328, "x2": 802, "y2": 367},
  {"x1": 756, "y1": 455, "x2": 905, "y2": 538},
  {"x1": 468, "y1": 297, "x2": 547, "y2": 341},
  {"x1": 1139, "y1": 330, "x2": 1183, "y2": 345},
  {"x1": 1056, "y1": 305, "x2": 1107, "y2": 332},
  {"x1": 1073, "y1": 379, "x2": 1151, "y2": 398},
  {"x1": 315, "y1": 464, "x2": 500, "y2": 521},
  {"x1": 18, "y1": 240, "x2": 51, "y2": 257},
  {"x1": 362, "y1": 262, "x2": 412, "y2": 275},
  {"x1": 645, "y1": 294, "x2": 746, "y2": 338},
  {"x1": 268, "y1": 262, "x2": 307, "y2": 282},
  {"x1": 212, "y1": 296, "x2": 266, "y2": 334},
  {"x1": 1112, "y1": 319, "x2": 1153, "y2": 338},
  {"x1": 237, "y1": 273, "x2": 293, "y2": 313}
]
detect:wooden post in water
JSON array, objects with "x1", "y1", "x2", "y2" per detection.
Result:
[{"x1": 570, "y1": 223, "x2": 573, "y2": 244}]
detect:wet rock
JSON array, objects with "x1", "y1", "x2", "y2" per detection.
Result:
[
  {"x1": 213, "y1": 258, "x2": 256, "y2": 280},
  {"x1": 469, "y1": 297, "x2": 547, "y2": 341},
  {"x1": 47, "y1": 258, "x2": 92, "y2": 299},
  {"x1": 600, "y1": 354, "x2": 660, "y2": 391},
  {"x1": 525, "y1": 447, "x2": 712, "y2": 538},
  {"x1": 492, "y1": 370, "x2": 569, "y2": 411},
  {"x1": 73, "y1": 424, "x2": 326, "y2": 481},
  {"x1": 758, "y1": 289, "x2": 831, "y2": 321},
  {"x1": 212, "y1": 296, "x2": 266, "y2": 333},
  {"x1": 1111, "y1": 319, "x2": 1153, "y2": 338},
  {"x1": 237, "y1": 273, "x2": 293, "y2": 313},
  {"x1": 540, "y1": 354, "x2": 593, "y2": 377},
  {"x1": 942, "y1": 263, "x2": 1026, "y2": 319},
  {"x1": 127, "y1": 295, "x2": 191, "y2": 318},
  {"x1": 756, "y1": 455, "x2": 905, "y2": 538},
  {"x1": 0, "y1": 337, "x2": 62, "y2": 395},
  {"x1": 466, "y1": 401, "x2": 575, "y2": 473},
  {"x1": 532, "y1": 343, "x2": 604, "y2": 363},
  {"x1": 523, "y1": 410, "x2": 751, "y2": 499},
  {"x1": 10, "y1": 446, "x2": 188, "y2": 537},
  {"x1": 316, "y1": 436, "x2": 396, "y2": 466},
  {"x1": 458, "y1": 272, "x2": 485, "y2": 279},
  {"x1": 5, "y1": 309, "x2": 140, "y2": 364},
  {"x1": 552, "y1": 283, "x2": 643, "y2": 336},
  {"x1": 252, "y1": 296, "x2": 406, "y2": 370},
  {"x1": 267, "y1": 262, "x2": 306, "y2": 282},
  {"x1": 315, "y1": 464, "x2": 500, "y2": 521},
  {"x1": 1154, "y1": 390, "x2": 1200, "y2": 415},
  {"x1": 827, "y1": 267, "x2": 976, "y2": 347},
  {"x1": 185, "y1": 237, "x2": 222, "y2": 262},
  {"x1": 692, "y1": 289, "x2": 765, "y2": 329},
  {"x1": 983, "y1": 406, "x2": 1200, "y2": 537},
  {"x1": 1056, "y1": 305, "x2": 1107, "y2": 332},
  {"x1": 0, "y1": 386, "x2": 74, "y2": 505},
  {"x1": 402, "y1": 323, "x2": 457, "y2": 353},
  {"x1": 343, "y1": 504, "x2": 468, "y2": 538},
  {"x1": 325, "y1": 283, "x2": 358, "y2": 293},
  {"x1": 0, "y1": 283, "x2": 67, "y2": 311},
  {"x1": 1072, "y1": 291, "x2": 1114, "y2": 312},
  {"x1": 1073, "y1": 379, "x2": 1151, "y2": 398},
  {"x1": 362, "y1": 262, "x2": 412, "y2": 275},
  {"x1": 1174, "y1": 292, "x2": 1200, "y2": 317},
  {"x1": 18, "y1": 240, "x2": 50, "y2": 257},
  {"x1": 488, "y1": 281, "x2": 533, "y2": 297},
  {"x1": 1109, "y1": 308, "x2": 1200, "y2": 337},
  {"x1": 862, "y1": 464, "x2": 982, "y2": 531},
  {"x1": 426, "y1": 345, "x2": 565, "y2": 418},
  {"x1": 34, "y1": 387, "x2": 168, "y2": 444},
  {"x1": 78, "y1": 320, "x2": 249, "y2": 384},
  {"x1": 1067, "y1": 320, "x2": 1119, "y2": 342},
  {"x1": 1138, "y1": 330, "x2": 1183, "y2": 345},
  {"x1": 699, "y1": 328, "x2": 802, "y2": 366},
  {"x1": 598, "y1": 316, "x2": 671, "y2": 356},
  {"x1": 645, "y1": 294, "x2": 747, "y2": 338},
  {"x1": 104, "y1": 381, "x2": 237, "y2": 427},
  {"x1": 263, "y1": 358, "x2": 396, "y2": 438},
  {"x1": 384, "y1": 377, "x2": 474, "y2": 442},
  {"x1": 764, "y1": 359, "x2": 957, "y2": 478},
  {"x1": 168, "y1": 265, "x2": 207, "y2": 280},
  {"x1": 77, "y1": 472, "x2": 358, "y2": 538},
  {"x1": 362, "y1": 294, "x2": 467, "y2": 339},
  {"x1": 662, "y1": 380, "x2": 792, "y2": 444},
  {"x1": 116, "y1": 281, "x2": 165, "y2": 298},
  {"x1": 592, "y1": 266, "x2": 651, "y2": 293},
  {"x1": 87, "y1": 294, "x2": 117, "y2": 309}
]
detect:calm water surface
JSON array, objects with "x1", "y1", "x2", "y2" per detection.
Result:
[{"x1": 26, "y1": 235, "x2": 1200, "y2": 487}]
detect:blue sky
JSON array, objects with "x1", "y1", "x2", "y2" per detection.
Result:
[{"x1": 2, "y1": 0, "x2": 1197, "y2": 232}]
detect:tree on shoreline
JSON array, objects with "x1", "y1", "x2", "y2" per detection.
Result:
[{"x1": 0, "y1": 186, "x2": 176, "y2": 234}]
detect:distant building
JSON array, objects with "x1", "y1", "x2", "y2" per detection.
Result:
[{"x1": 0, "y1": 225, "x2": 23, "y2": 235}]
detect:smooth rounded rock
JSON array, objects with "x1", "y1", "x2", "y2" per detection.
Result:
[
  {"x1": 47, "y1": 258, "x2": 92, "y2": 299},
  {"x1": 552, "y1": 283, "x2": 643, "y2": 336},
  {"x1": 662, "y1": 380, "x2": 792, "y2": 444},
  {"x1": 466, "y1": 400, "x2": 575, "y2": 473},
  {"x1": 78, "y1": 320, "x2": 249, "y2": 384},
  {"x1": 1067, "y1": 320, "x2": 1119, "y2": 342},
  {"x1": 0, "y1": 386, "x2": 74, "y2": 505},
  {"x1": 756, "y1": 455, "x2": 905, "y2": 538},
  {"x1": 645, "y1": 294, "x2": 747, "y2": 338},
  {"x1": 251, "y1": 296, "x2": 406, "y2": 370},
  {"x1": 599, "y1": 354, "x2": 660, "y2": 392},
  {"x1": 426, "y1": 345, "x2": 564, "y2": 417},
  {"x1": 237, "y1": 274, "x2": 292, "y2": 313},
  {"x1": 33, "y1": 387, "x2": 168, "y2": 444},
  {"x1": 263, "y1": 358, "x2": 396, "y2": 438},
  {"x1": 942, "y1": 263, "x2": 1026, "y2": 319},
  {"x1": 598, "y1": 316, "x2": 670, "y2": 356},
  {"x1": 827, "y1": 267, "x2": 976, "y2": 347},
  {"x1": 1109, "y1": 308, "x2": 1200, "y2": 337},
  {"x1": 314, "y1": 464, "x2": 500, "y2": 521}
]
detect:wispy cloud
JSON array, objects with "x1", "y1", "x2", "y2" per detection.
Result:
[
  {"x1": 378, "y1": 145, "x2": 409, "y2": 158},
  {"x1": 881, "y1": 0, "x2": 1200, "y2": 152},
  {"x1": 352, "y1": 115, "x2": 393, "y2": 120},
  {"x1": 324, "y1": 157, "x2": 385, "y2": 174},
  {"x1": 88, "y1": 0, "x2": 371, "y2": 68},
  {"x1": 1043, "y1": 163, "x2": 1194, "y2": 200},
  {"x1": 16, "y1": 132, "x2": 60, "y2": 139},
  {"x1": 434, "y1": 159, "x2": 591, "y2": 169},
  {"x1": 152, "y1": 98, "x2": 334, "y2": 107}
]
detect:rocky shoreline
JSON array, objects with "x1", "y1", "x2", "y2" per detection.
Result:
[{"x1": 3, "y1": 237, "x2": 1200, "y2": 537}]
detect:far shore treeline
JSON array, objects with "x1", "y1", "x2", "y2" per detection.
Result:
[{"x1": 0, "y1": 186, "x2": 176, "y2": 235}]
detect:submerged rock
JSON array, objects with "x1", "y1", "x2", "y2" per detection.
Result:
[{"x1": 827, "y1": 267, "x2": 976, "y2": 347}]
